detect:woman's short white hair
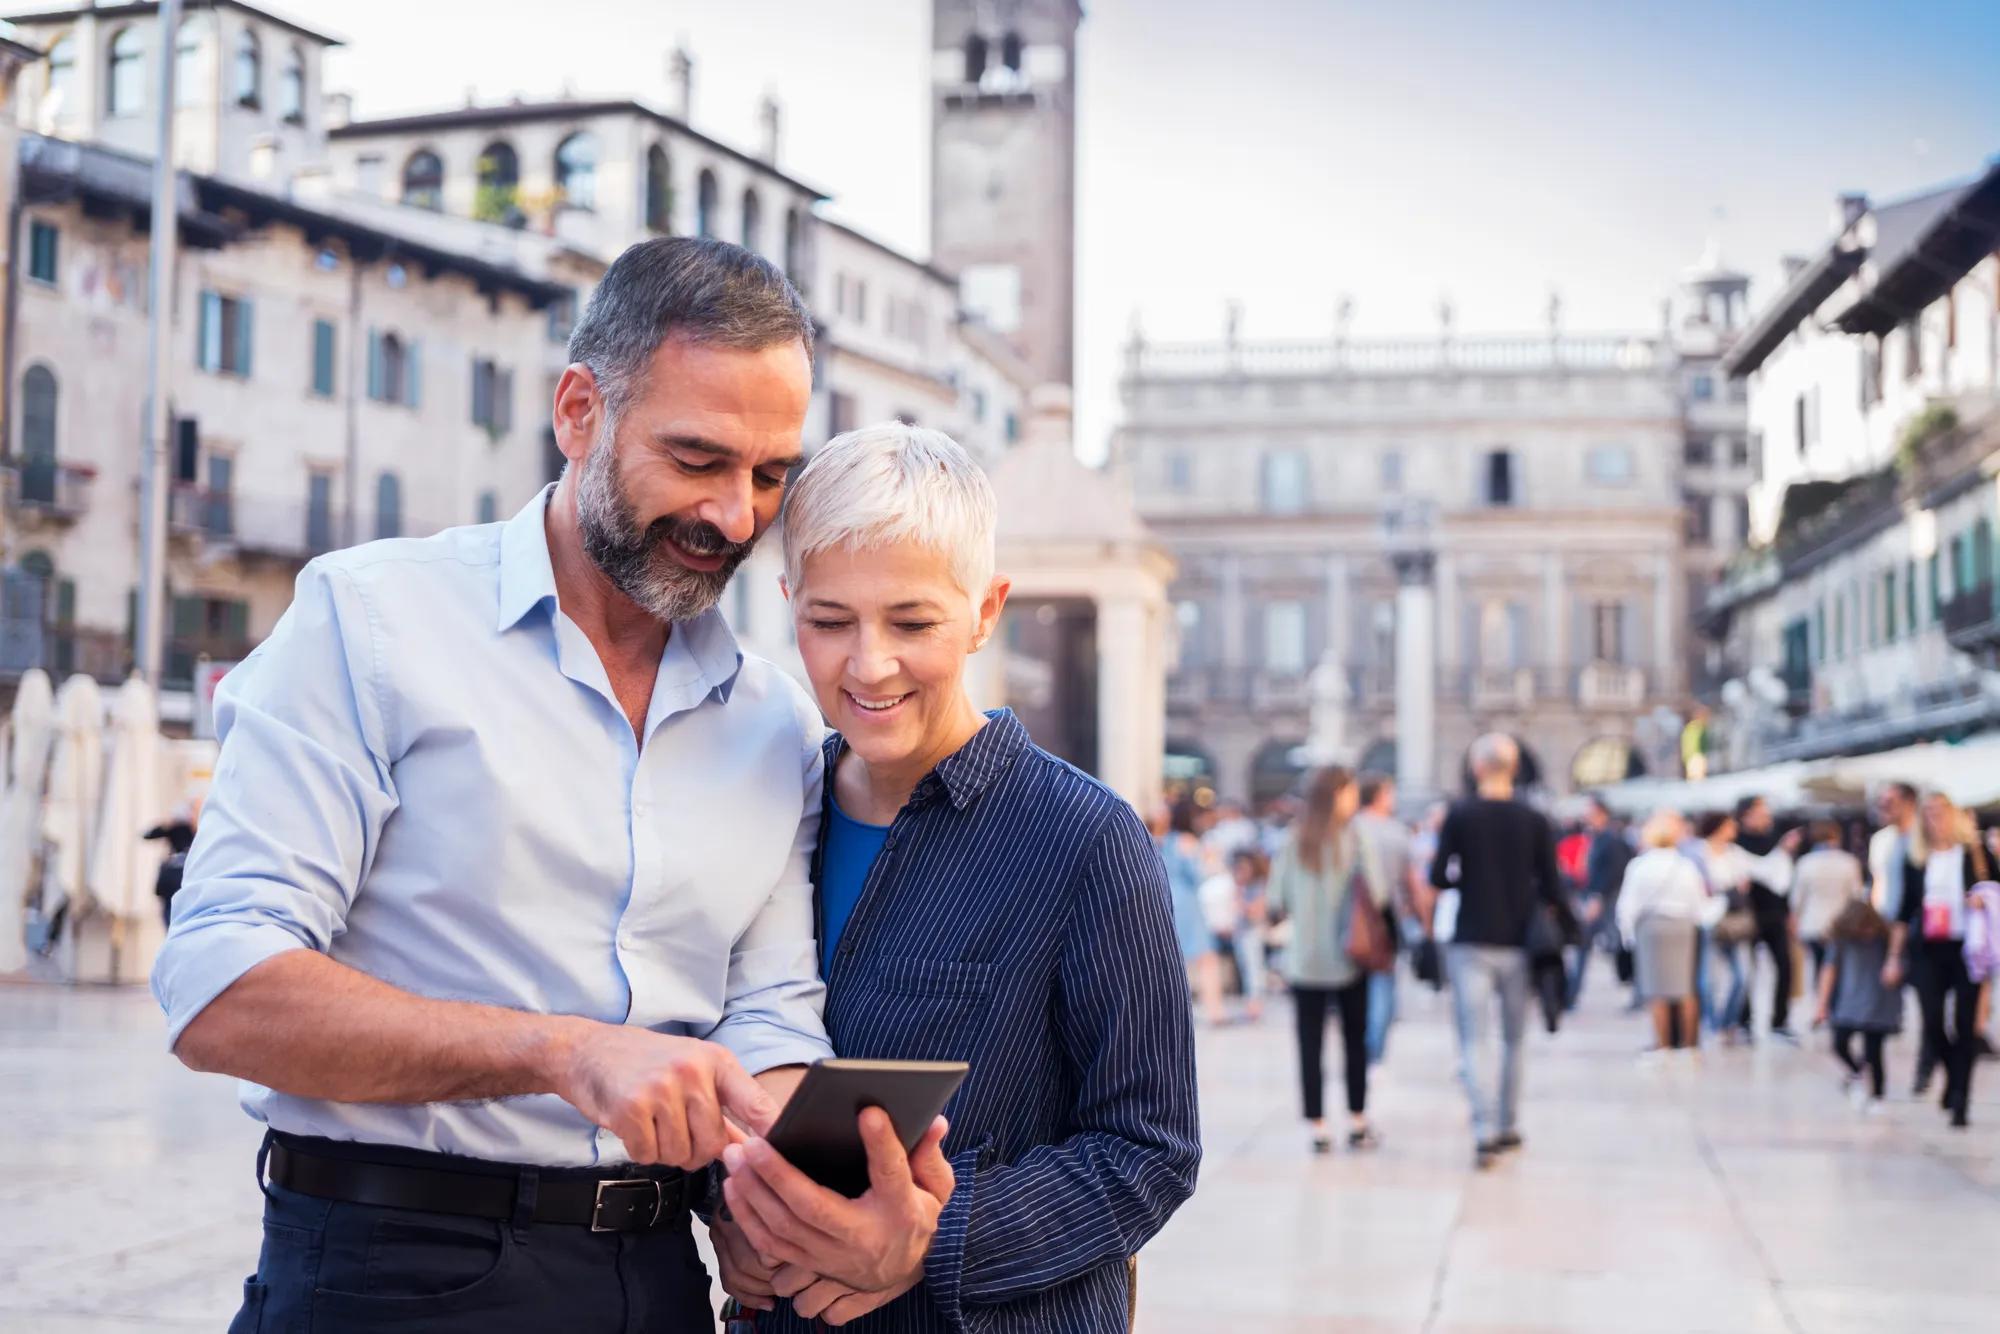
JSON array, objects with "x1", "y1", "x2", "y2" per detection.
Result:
[{"x1": 781, "y1": 421, "x2": 996, "y2": 605}]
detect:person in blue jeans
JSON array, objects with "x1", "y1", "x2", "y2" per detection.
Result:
[
  {"x1": 1428, "y1": 734, "x2": 1575, "y2": 1169},
  {"x1": 1354, "y1": 773, "x2": 1428, "y2": 1064}
]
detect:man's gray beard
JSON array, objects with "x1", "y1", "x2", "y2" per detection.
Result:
[{"x1": 573, "y1": 429, "x2": 749, "y2": 623}]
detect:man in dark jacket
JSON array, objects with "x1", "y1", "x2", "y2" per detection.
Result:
[
  {"x1": 1733, "y1": 796, "x2": 1802, "y2": 1042},
  {"x1": 1566, "y1": 796, "x2": 1633, "y2": 1010}
]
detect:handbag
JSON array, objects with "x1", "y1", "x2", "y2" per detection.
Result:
[
  {"x1": 1343, "y1": 867, "x2": 1394, "y2": 974},
  {"x1": 1713, "y1": 908, "x2": 1756, "y2": 946}
]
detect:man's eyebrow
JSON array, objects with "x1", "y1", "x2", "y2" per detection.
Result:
[{"x1": 656, "y1": 434, "x2": 805, "y2": 471}]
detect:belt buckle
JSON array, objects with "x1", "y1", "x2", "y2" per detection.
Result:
[{"x1": 591, "y1": 1178, "x2": 664, "y2": 1232}]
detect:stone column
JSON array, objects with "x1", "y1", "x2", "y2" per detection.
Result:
[
  {"x1": 1323, "y1": 552, "x2": 1348, "y2": 665},
  {"x1": 1219, "y1": 553, "x2": 1246, "y2": 669},
  {"x1": 1653, "y1": 551, "x2": 1678, "y2": 700},
  {"x1": 1393, "y1": 550, "x2": 1438, "y2": 800},
  {"x1": 1543, "y1": 553, "x2": 1567, "y2": 679},
  {"x1": 1096, "y1": 595, "x2": 1153, "y2": 810}
]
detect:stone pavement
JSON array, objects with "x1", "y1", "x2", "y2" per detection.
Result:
[{"x1": 0, "y1": 967, "x2": 1994, "y2": 1333}]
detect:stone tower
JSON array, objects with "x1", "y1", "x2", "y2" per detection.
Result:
[{"x1": 930, "y1": 0, "x2": 1082, "y2": 387}]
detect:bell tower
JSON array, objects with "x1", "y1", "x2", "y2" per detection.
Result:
[{"x1": 930, "y1": 0, "x2": 1082, "y2": 387}]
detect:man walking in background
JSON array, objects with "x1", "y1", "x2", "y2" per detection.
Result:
[
  {"x1": 1566, "y1": 795, "x2": 1633, "y2": 1011},
  {"x1": 1733, "y1": 796, "x2": 1802, "y2": 1042},
  {"x1": 1429, "y1": 734, "x2": 1575, "y2": 1169}
]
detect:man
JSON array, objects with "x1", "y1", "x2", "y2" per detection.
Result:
[
  {"x1": 1428, "y1": 734, "x2": 1574, "y2": 1169},
  {"x1": 152, "y1": 239, "x2": 924, "y2": 1332},
  {"x1": 1868, "y1": 782, "x2": 1927, "y2": 1084},
  {"x1": 1353, "y1": 773, "x2": 1428, "y2": 1063},
  {"x1": 1732, "y1": 796, "x2": 1802, "y2": 1042},
  {"x1": 1566, "y1": 795, "x2": 1634, "y2": 1010}
]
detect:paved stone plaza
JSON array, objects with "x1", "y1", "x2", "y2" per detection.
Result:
[{"x1": 1, "y1": 970, "x2": 1995, "y2": 1333}]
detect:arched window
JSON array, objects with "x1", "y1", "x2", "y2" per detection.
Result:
[
  {"x1": 401, "y1": 150, "x2": 443, "y2": 210},
  {"x1": 378, "y1": 333, "x2": 406, "y2": 404},
  {"x1": 174, "y1": 17, "x2": 205, "y2": 108},
  {"x1": 475, "y1": 141, "x2": 521, "y2": 226},
  {"x1": 645, "y1": 144, "x2": 672, "y2": 233},
  {"x1": 106, "y1": 27, "x2": 145, "y2": 118},
  {"x1": 696, "y1": 169, "x2": 719, "y2": 239},
  {"x1": 554, "y1": 132, "x2": 597, "y2": 211},
  {"x1": 1001, "y1": 30, "x2": 1024, "y2": 72},
  {"x1": 233, "y1": 29, "x2": 261, "y2": 108},
  {"x1": 20, "y1": 364, "x2": 57, "y2": 505},
  {"x1": 46, "y1": 34, "x2": 77, "y2": 113},
  {"x1": 784, "y1": 208, "x2": 804, "y2": 289},
  {"x1": 964, "y1": 32, "x2": 988, "y2": 83},
  {"x1": 375, "y1": 472, "x2": 403, "y2": 540},
  {"x1": 279, "y1": 44, "x2": 304, "y2": 123},
  {"x1": 739, "y1": 189, "x2": 762, "y2": 254}
]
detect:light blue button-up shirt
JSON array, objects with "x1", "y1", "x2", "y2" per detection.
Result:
[{"x1": 152, "y1": 486, "x2": 833, "y2": 1166}]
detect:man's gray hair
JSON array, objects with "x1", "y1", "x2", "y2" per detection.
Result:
[
  {"x1": 781, "y1": 422, "x2": 996, "y2": 606},
  {"x1": 566, "y1": 236, "x2": 814, "y2": 423},
  {"x1": 1469, "y1": 732, "x2": 1520, "y2": 779}
]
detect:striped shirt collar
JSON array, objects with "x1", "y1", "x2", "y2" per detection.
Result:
[{"x1": 825, "y1": 707, "x2": 1032, "y2": 813}]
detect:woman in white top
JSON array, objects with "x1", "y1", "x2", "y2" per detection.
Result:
[
  {"x1": 1618, "y1": 810, "x2": 1714, "y2": 1052},
  {"x1": 1792, "y1": 820, "x2": 1865, "y2": 987}
]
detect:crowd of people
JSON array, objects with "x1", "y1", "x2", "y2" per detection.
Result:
[{"x1": 1154, "y1": 748, "x2": 2000, "y2": 1172}]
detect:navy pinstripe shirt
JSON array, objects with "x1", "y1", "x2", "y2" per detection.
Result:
[{"x1": 762, "y1": 709, "x2": 1201, "y2": 1333}]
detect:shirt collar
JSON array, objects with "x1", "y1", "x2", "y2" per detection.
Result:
[
  {"x1": 914, "y1": 708, "x2": 1032, "y2": 812},
  {"x1": 496, "y1": 483, "x2": 745, "y2": 704}
]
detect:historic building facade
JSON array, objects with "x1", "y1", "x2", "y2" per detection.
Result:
[
  {"x1": 1121, "y1": 322, "x2": 1696, "y2": 803},
  {"x1": 1702, "y1": 163, "x2": 2000, "y2": 768}
]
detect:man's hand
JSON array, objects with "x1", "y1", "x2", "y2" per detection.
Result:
[
  {"x1": 711, "y1": 1216, "x2": 783, "y2": 1313},
  {"x1": 721, "y1": 1110, "x2": 953, "y2": 1299},
  {"x1": 550, "y1": 1026, "x2": 775, "y2": 1171}
]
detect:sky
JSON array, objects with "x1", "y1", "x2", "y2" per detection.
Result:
[{"x1": 284, "y1": 0, "x2": 2000, "y2": 460}]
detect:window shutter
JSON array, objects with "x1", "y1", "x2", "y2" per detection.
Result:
[
  {"x1": 235, "y1": 299, "x2": 254, "y2": 377},
  {"x1": 470, "y1": 355, "x2": 485, "y2": 426},
  {"x1": 366, "y1": 330, "x2": 382, "y2": 401},
  {"x1": 406, "y1": 339, "x2": 423, "y2": 408},
  {"x1": 171, "y1": 595, "x2": 201, "y2": 638},
  {"x1": 1572, "y1": 600, "x2": 1591, "y2": 670},
  {"x1": 197, "y1": 291, "x2": 218, "y2": 370},
  {"x1": 496, "y1": 368, "x2": 513, "y2": 434},
  {"x1": 226, "y1": 600, "x2": 250, "y2": 642}
]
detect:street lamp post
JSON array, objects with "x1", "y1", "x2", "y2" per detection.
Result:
[
  {"x1": 134, "y1": 0, "x2": 184, "y2": 686},
  {"x1": 1383, "y1": 498, "x2": 1438, "y2": 801}
]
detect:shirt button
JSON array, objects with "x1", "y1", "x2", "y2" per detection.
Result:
[{"x1": 617, "y1": 929, "x2": 634, "y2": 950}]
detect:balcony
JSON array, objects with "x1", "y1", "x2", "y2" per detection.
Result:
[
  {"x1": 2, "y1": 458, "x2": 96, "y2": 524},
  {"x1": 1252, "y1": 671, "x2": 1311, "y2": 712},
  {"x1": 1577, "y1": 661, "x2": 1646, "y2": 710},
  {"x1": 1943, "y1": 582, "x2": 2000, "y2": 653},
  {"x1": 1470, "y1": 666, "x2": 1538, "y2": 709}
]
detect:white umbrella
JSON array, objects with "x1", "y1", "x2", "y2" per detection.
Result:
[
  {"x1": 0, "y1": 669, "x2": 56, "y2": 974},
  {"x1": 38, "y1": 674, "x2": 104, "y2": 931},
  {"x1": 85, "y1": 677, "x2": 165, "y2": 980}
]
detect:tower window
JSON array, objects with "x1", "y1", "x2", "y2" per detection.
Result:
[
  {"x1": 964, "y1": 33, "x2": 987, "y2": 83},
  {"x1": 1484, "y1": 449, "x2": 1516, "y2": 506},
  {"x1": 1000, "y1": 31, "x2": 1023, "y2": 72}
]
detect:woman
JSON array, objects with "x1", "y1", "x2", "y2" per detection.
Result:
[
  {"x1": 1792, "y1": 819, "x2": 1865, "y2": 988},
  {"x1": 1198, "y1": 847, "x2": 1268, "y2": 1023},
  {"x1": 1268, "y1": 766, "x2": 1387, "y2": 1154},
  {"x1": 1150, "y1": 800, "x2": 1217, "y2": 1020},
  {"x1": 1815, "y1": 898, "x2": 1901, "y2": 1112},
  {"x1": 715, "y1": 424, "x2": 1200, "y2": 1331},
  {"x1": 1896, "y1": 793, "x2": 1988, "y2": 1127},
  {"x1": 1616, "y1": 810, "x2": 1712, "y2": 1055},
  {"x1": 1692, "y1": 812, "x2": 1754, "y2": 1040}
]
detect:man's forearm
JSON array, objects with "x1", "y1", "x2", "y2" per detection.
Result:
[{"x1": 173, "y1": 949, "x2": 583, "y2": 1104}]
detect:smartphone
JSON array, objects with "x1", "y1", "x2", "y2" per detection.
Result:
[{"x1": 760, "y1": 1058, "x2": 969, "y2": 1197}]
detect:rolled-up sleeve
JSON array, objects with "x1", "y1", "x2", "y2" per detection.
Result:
[
  {"x1": 923, "y1": 804, "x2": 1201, "y2": 1323},
  {"x1": 151, "y1": 561, "x2": 399, "y2": 1047},
  {"x1": 703, "y1": 710, "x2": 834, "y2": 1075}
]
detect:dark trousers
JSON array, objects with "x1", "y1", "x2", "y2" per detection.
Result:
[
  {"x1": 1833, "y1": 1027, "x2": 1887, "y2": 1098},
  {"x1": 1914, "y1": 940, "x2": 1980, "y2": 1120},
  {"x1": 1293, "y1": 979, "x2": 1370, "y2": 1120},
  {"x1": 1740, "y1": 915, "x2": 1794, "y2": 1032},
  {"x1": 230, "y1": 1135, "x2": 714, "y2": 1333}
]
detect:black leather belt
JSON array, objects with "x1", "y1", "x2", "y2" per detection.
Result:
[{"x1": 268, "y1": 1139, "x2": 695, "y2": 1233}]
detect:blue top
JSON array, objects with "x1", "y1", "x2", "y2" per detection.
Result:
[
  {"x1": 150, "y1": 485, "x2": 834, "y2": 1167},
  {"x1": 818, "y1": 795, "x2": 890, "y2": 977},
  {"x1": 779, "y1": 709, "x2": 1201, "y2": 1334}
]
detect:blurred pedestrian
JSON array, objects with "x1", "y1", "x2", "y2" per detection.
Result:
[
  {"x1": 1896, "y1": 793, "x2": 1987, "y2": 1127},
  {"x1": 1815, "y1": 898, "x2": 1901, "y2": 1113},
  {"x1": 1354, "y1": 772, "x2": 1427, "y2": 1064},
  {"x1": 1616, "y1": 809, "x2": 1709, "y2": 1055},
  {"x1": 1793, "y1": 819, "x2": 1865, "y2": 993},
  {"x1": 1567, "y1": 795, "x2": 1634, "y2": 1010},
  {"x1": 1199, "y1": 847, "x2": 1268, "y2": 1023},
  {"x1": 1692, "y1": 812, "x2": 1754, "y2": 1041},
  {"x1": 1151, "y1": 800, "x2": 1220, "y2": 1023},
  {"x1": 1429, "y1": 733, "x2": 1574, "y2": 1169},
  {"x1": 144, "y1": 802, "x2": 200, "y2": 930},
  {"x1": 1732, "y1": 796, "x2": 1802, "y2": 1042},
  {"x1": 1269, "y1": 766, "x2": 1388, "y2": 1154}
]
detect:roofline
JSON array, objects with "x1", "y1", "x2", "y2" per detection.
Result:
[
  {"x1": 1719, "y1": 246, "x2": 1863, "y2": 378},
  {"x1": 819, "y1": 216, "x2": 956, "y2": 287},
  {"x1": 1830, "y1": 158, "x2": 2000, "y2": 337},
  {"x1": 0, "y1": 1, "x2": 344, "y2": 47},
  {"x1": 20, "y1": 133, "x2": 565, "y2": 306},
  {"x1": 331, "y1": 99, "x2": 832, "y2": 202}
]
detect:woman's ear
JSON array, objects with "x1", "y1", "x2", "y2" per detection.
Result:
[{"x1": 973, "y1": 577, "x2": 1012, "y2": 650}]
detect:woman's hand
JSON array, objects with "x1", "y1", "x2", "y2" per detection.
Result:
[
  {"x1": 1880, "y1": 956, "x2": 1904, "y2": 988},
  {"x1": 721, "y1": 1110, "x2": 954, "y2": 1297}
]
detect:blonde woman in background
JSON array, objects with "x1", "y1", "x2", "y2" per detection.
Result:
[
  {"x1": 1892, "y1": 793, "x2": 1988, "y2": 1128},
  {"x1": 1616, "y1": 810, "x2": 1714, "y2": 1056}
]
